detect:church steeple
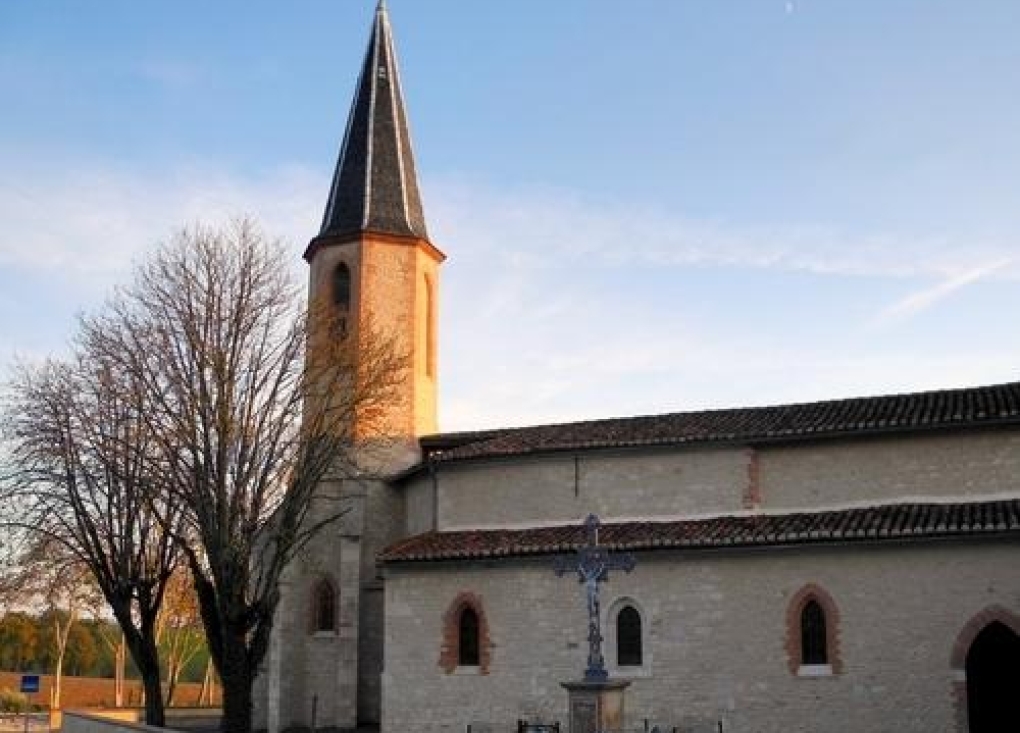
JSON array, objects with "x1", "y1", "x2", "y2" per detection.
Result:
[
  {"x1": 307, "y1": 0, "x2": 428, "y2": 260},
  {"x1": 303, "y1": 0, "x2": 442, "y2": 447}
]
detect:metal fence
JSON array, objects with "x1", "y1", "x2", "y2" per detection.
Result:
[
  {"x1": 0, "y1": 713, "x2": 48, "y2": 733},
  {"x1": 465, "y1": 718, "x2": 722, "y2": 733}
]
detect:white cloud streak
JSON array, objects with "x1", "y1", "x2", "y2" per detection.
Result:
[
  {"x1": 428, "y1": 178, "x2": 1020, "y2": 282},
  {"x1": 2, "y1": 165, "x2": 1018, "y2": 286},
  {"x1": 0, "y1": 162, "x2": 322, "y2": 286},
  {"x1": 875, "y1": 258, "x2": 1014, "y2": 326},
  {"x1": 2, "y1": 162, "x2": 1018, "y2": 430}
]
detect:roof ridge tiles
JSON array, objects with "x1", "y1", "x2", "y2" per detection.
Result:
[
  {"x1": 416, "y1": 381, "x2": 1020, "y2": 468},
  {"x1": 380, "y1": 497, "x2": 1020, "y2": 563}
]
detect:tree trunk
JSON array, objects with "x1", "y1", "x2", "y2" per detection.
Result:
[
  {"x1": 218, "y1": 632, "x2": 253, "y2": 733},
  {"x1": 50, "y1": 611, "x2": 75, "y2": 710},
  {"x1": 165, "y1": 653, "x2": 180, "y2": 708},
  {"x1": 199, "y1": 657, "x2": 218, "y2": 706},
  {"x1": 114, "y1": 603, "x2": 167, "y2": 728},
  {"x1": 142, "y1": 670, "x2": 165, "y2": 727},
  {"x1": 115, "y1": 636, "x2": 125, "y2": 707}
]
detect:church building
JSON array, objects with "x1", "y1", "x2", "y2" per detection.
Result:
[{"x1": 255, "y1": 5, "x2": 1020, "y2": 733}]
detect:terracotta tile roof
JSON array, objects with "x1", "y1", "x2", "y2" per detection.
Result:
[
  {"x1": 420, "y1": 382, "x2": 1020, "y2": 465},
  {"x1": 379, "y1": 498, "x2": 1020, "y2": 563}
]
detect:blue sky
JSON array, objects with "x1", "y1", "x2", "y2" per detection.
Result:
[{"x1": 1, "y1": 1, "x2": 1019, "y2": 430}]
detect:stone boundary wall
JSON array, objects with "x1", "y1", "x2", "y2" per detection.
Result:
[
  {"x1": 60, "y1": 709, "x2": 222, "y2": 733},
  {"x1": 62, "y1": 711, "x2": 170, "y2": 733},
  {"x1": 0, "y1": 672, "x2": 218, "y2": 711}
]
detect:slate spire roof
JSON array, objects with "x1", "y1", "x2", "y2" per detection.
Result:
[{"x1": 313, "y1": 0, "x2": 428, "y2": 251}]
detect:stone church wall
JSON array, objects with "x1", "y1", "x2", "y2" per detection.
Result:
[
  {"x1": 758, "y1": 428, "x2": 1020, "y2": 510},
  {"x1": 382, "y1": 539, "x2": 1019, "y2": 733},
  {"x1": 403, "y1": 428, "x2": 1020, "y2": 534},
  {"x1": 403, "y1": 471, "x2": 435, "y2": 535},
  {"x1": 424, "y1": 446, "x2": 749, "y2": 531}
]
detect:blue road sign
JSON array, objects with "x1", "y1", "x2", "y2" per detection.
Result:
[{"x1": 19, "y1": 675, "x2": 40, "y2": 694}]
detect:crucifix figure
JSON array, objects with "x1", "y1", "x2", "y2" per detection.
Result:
[{"x1": 553, "y1": 514, "x2": 636, "y2": 681}]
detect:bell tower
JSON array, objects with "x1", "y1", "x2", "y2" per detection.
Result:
[
  {"x1": 257, "y1": 4, "x2": 442, "y2": 731},
  {"x1": 305, "y1": 0, "x2": 444, "y2": 462}
]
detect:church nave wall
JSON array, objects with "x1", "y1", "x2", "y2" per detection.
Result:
[
  {"x1": 401, "y1": 427, "x2": 1020, "y2": 536},
  {"x1": 381, "y1": 539, "x2": 1020, "y2": 733},
  {"x1": 758, "y1": 428, "x2": 1020, "y2": 511},
  {"x1": 421, "y1": 447, "x2": 750, "y2": 531}
]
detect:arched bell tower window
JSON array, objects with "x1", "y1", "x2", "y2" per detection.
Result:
[
  {"x1": 617, "y1": 605, "x2": 643, "y2": 666},
  {"x1": 311, "y1": 578, "x2": 337, "y2": 634},
  {"x1": 458, "y1": 607, "x2": 480, "y2": 666},
  {"x1": 424, "y1": 273, "x2": 436, "y2": 378},
  {"x1": 333, "y1": 263, "x2": 352, "y2": 311}
]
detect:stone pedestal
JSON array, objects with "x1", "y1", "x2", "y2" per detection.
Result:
[{"x1": 560, "y1": 679, "x2": 630, "y2": 733}]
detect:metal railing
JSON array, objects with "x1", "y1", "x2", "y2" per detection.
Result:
[{"x1": 465, "y1": 716, "x2": 722, "y2": 733}]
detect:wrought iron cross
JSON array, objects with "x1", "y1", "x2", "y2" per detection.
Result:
[{"x1": 553, "y1": 514, "x2": 636, "y2": 681}]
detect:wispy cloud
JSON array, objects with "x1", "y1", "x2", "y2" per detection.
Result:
[
  {"x1": 0, "y1": 161, "x2": 322, "y2": 287},
  {"x1": 874, "y1": 258, "x2": 1014, "y2": 326},
  {"x1": 2, "y1": 163, "x2": 1017, "y2": 288},
  {"x1": 2, "y1": 161, "x2": 1017, "y2": 430},
  {"x1": 428, "y1": 177, "x2": 1020, "y2": 282}
]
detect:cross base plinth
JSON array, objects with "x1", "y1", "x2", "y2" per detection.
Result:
[{"x1": 560, "y1": 678, "x2": 630, "y2": 733}]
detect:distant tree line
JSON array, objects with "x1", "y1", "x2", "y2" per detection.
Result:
[{"x1": 0, "y1": 610, "x2": 210, "y2": 686}]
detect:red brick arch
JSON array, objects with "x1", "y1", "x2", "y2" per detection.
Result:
[
  {"x1": 438, "y1": 591, "x2": 493, "y2": 674},
  {"x1": 950, "y1": 604, "x2": 1020, "y2": 670},
  {"x1": 949, "y1": 605, "x2": 1020, "y2": 731},
  {"x1": 785, "y1": 583, "x2": 842, "y2": 675}
]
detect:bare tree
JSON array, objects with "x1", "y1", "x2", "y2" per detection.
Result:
[
  {"x1": 157, "y1": 566, "x2": 205, "y2": 707},
  {"x1": 2, "y1": 343, "x2": 184, "y2": 725},
  {"x1": 3, "y1": 540, "x2": 97, "y2": 709},
  {"x1": 88, "y1": 219, "x2": 403, "y2": 733}
]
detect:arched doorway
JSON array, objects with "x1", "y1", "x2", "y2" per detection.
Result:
[{"x1": 966, "y1": 621, "x2": 1020, "y2": 732}]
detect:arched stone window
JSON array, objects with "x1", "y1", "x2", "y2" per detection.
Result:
[
  {"x1": 800, "y1": 600, "x2": 827, "y2": 665},
  {"x1": 458, "y1": 607, "x2": 480, "y2": 666},
  {"x1": 439, "y1": 592, "x2": 492, "y2": 674},
  {"x1": 333, "y1": 263, "x2": 352, "y2": 311},
  {"x1": 607, "y1": 597, "x2": 650, "y2": 675},
  {"x1": 617, "y1": 605, "x2": 643, "y2": 667},
  {"x1": 311, "y1": 578, "x2": 337, "y2": 635},
  {"x1": 786, "y1": 583, "x2": 841, "y2": 675}
]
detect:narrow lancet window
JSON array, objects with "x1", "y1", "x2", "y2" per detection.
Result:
[
  {"x1": 424, "y1": 274, "x2": 436, "y2": 378},
  {"x1": 333, "y1": 263, "x2": 352, "y2": 311},
  {"x1": 800, "y1": 599, "x2": 827, "y2": 665},
  {"x1": 458, "y1": 606, "x2": 480, "y2": 666},
  {"x1": 617, "y1": 605, "x2": 643, "y2": 666},
  {"x1": 314, "y1": 580, "x2": 337, "y2": 634}
]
